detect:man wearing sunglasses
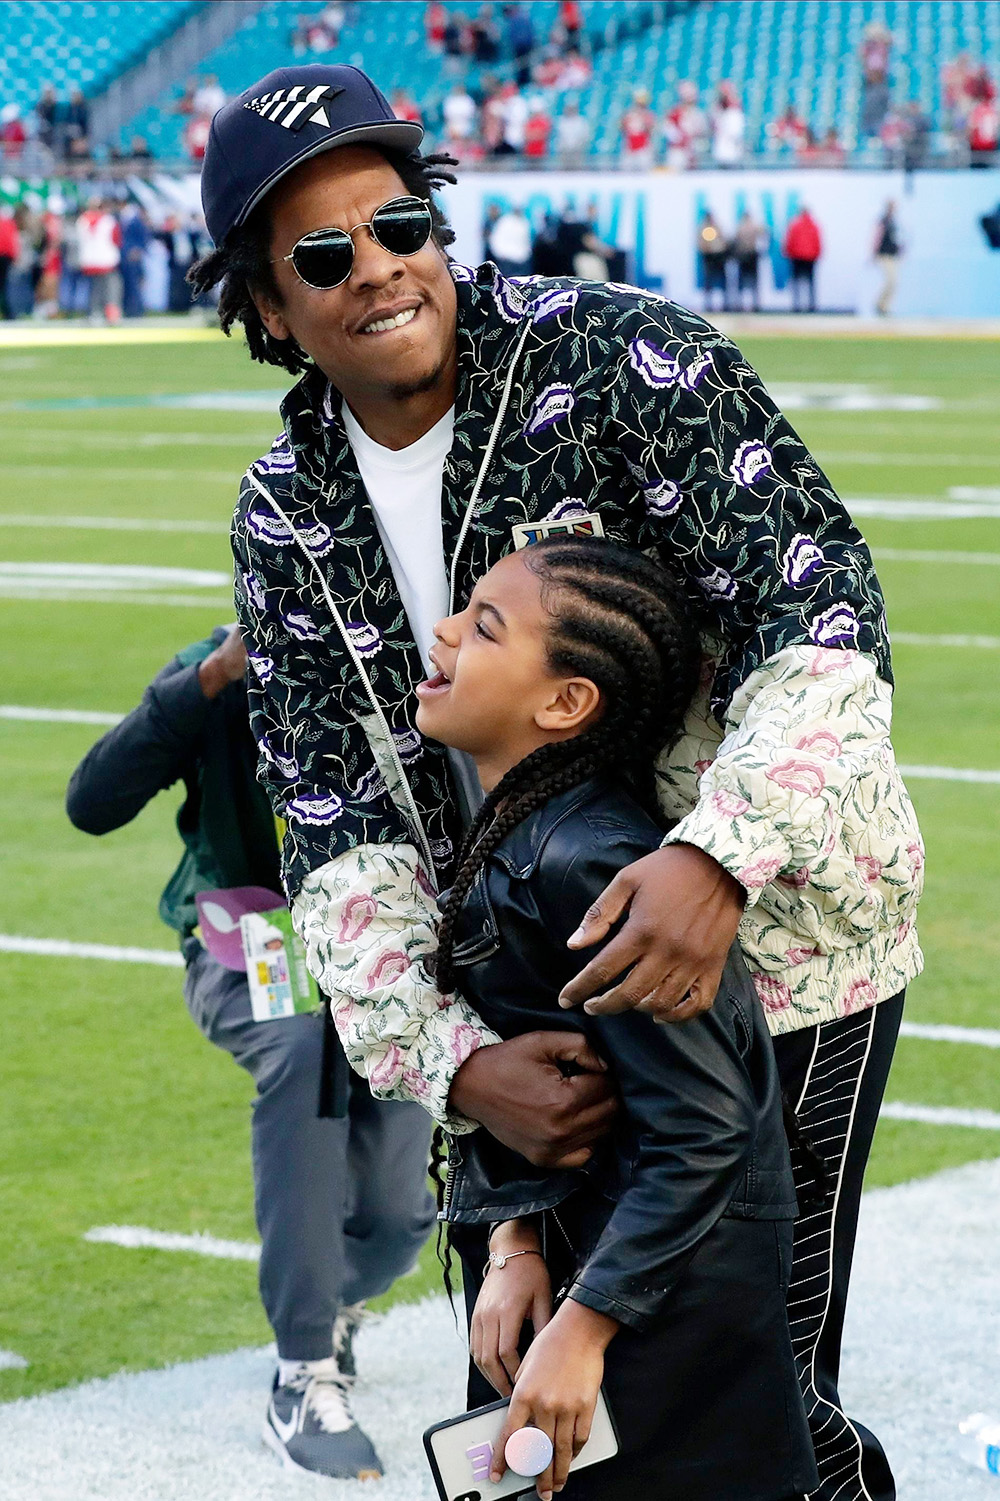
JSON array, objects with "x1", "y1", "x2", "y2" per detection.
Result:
[{"x1": 194, "y1": 65, "x2": 920, "y2": 1501}]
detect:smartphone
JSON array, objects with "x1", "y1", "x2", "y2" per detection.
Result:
[{"x1": 423, "y1": 1388, "x2": 619, "y2": 1501}]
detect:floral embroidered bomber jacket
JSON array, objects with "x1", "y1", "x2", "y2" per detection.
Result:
[{"x1": 232, "y1": 262, "x2": 924, "y2": 1130}]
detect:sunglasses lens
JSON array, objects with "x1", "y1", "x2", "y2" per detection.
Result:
[
  {"x1": 371, "y1": 198, "x2": 433, "y2": 257},
  {"x1": 290, "y1": 230, "x2": 354, "y2": 289}
]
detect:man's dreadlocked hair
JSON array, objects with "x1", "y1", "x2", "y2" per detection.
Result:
[
  {"x1": 434, "y1": 536, "x2": 703, "y2": 999},
  {"x1": 186, "y1": 148, "x2": 458, "y2": 374},
  {"x1": 428, "y1": 537, "x2": 702, "y2": 1302}
]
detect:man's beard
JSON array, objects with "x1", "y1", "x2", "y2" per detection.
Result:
[{"x1": 385, "y1": 357, "x2": 449, "y2": 403}]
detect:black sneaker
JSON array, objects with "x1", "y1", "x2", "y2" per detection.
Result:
[{"x1": 263, "y1": 1356, "x2": 383, "y2": 1480}]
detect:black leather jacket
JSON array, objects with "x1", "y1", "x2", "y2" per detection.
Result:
[{"x1": 441, "y1": 777, "x2": 798, "y2": 1331}]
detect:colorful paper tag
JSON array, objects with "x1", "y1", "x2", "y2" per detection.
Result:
[
  {"x1": 511, "y1": 513, "x2": 605, "y2": 550},
  {"x1": 239, "y1": 905, "x2": 320, "y2": 1022}
]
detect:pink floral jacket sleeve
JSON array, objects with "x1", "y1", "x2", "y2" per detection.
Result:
[{"x1": 291, "y1": 845, "x2": 499, "y2": 1131}]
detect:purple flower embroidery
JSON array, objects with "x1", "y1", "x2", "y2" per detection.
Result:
[
  {"x1": 524, "y1": 384, "x2": 575, "y2": 436},
  {"x1": 681, "y1": 350, "x2": 714, "y2": 389},
  {"x1": 494, "y1": 275, "x2": 526, "y2": 324},
  {"x1": 783, "y1": 534, "x2": 826, "y2": 586},
  {"x1": 532, "y1": 287, "x2": 580, "y2": 324},
  {"x1": 246, "y1": 509, "x2": 293, "y2": 546},
  {"x1": 449, "y1": 262, "x2": 476, "y2": 284},
  {"x1": 729, "y1": 439, "x2": 773, "y2": 487},
  {"x1": 255, "y1": 438, "x2": 296, "y2": 475},
  {"x1": 259, "y1": 736, "x2": 300, "y2": 780},
  {"x1": 248, "y1": 652, "x2": 274, "y2": 684},
  {"x1": 698, "y1": 567, "x2": 738, "y2": 601},
  {"x1": 809, "y1": 603, "x2": 860, "y2": 648},
  {"x1": 345, "y1": 620, "x2": 383, "y2": 657},
  {"x1": 285, "y1": 791, "x2": 345, "y2": 826},
  {"x1": 299, "y1": 520, "x2": 334, "y2": 557},
  {"x1": 282, "y1": 609, "x2": 322, "y2": 642},
  {"x1": 393, "y1": 727, "x2": 423, "y2": 763},
  {"x1": 351, "y1": 765, "x2": 386, "y2": 803},
  {"x1": 643, "y1": 478, "x2": 683, "y2": 517},
  {"x1": 243, "y1": 571, "x2": 266, "y2": 611},
  {"x1": 628, "y1": 337, "x2": 681, "y2": 388},
  {"x1": 543, "y1": 496, "x2": 588, "y2": 521}
]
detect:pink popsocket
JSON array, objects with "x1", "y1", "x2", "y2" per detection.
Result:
[{"x1": 504, "y1": 1426, "x2": 554, "y2": 1477}]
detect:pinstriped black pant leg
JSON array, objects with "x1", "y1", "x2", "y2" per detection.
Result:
[{"x1": 773, "y1": 993, "x2": 905, "y2": 1501}]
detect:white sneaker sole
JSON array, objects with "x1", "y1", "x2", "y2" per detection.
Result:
[{"x1": 262, "y1": 1416, "x2": 382, "y2": 1481}]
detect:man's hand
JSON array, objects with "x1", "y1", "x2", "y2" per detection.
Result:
[
  {"x1": 558, "y1": 844, "x2": 745, "y2": 1022},
  {"x1": 198, "y1": 626, "x2": 247, "y2": 700},
  {"x1": 447, "y1": 1031, "x2": 618, "y2": 1168}
]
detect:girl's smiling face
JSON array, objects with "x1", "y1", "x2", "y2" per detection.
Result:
[{"x1": 415, "y1": 550, "x2": 601, "y2": 791}]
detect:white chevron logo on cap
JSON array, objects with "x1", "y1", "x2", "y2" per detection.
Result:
[{"x1": 243, "y1": 83, "x2": 344, "y2": 131}]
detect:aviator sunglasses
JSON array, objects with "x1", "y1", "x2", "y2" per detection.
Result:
[{"x1": 274, "y1": 195, "x2": 434, "y2": 290}]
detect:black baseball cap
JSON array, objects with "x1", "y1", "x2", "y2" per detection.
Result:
[{"x1": 200, "y1": 64, "x2": 423, "y2": 247}]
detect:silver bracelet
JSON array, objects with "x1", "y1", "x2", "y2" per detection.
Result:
[{"x1": 483, "y1": 1248, "x2": 545, "y2": 1275}]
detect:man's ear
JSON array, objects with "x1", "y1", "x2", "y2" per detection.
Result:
[
  {"x1": 250, "y1": 283, "x2": 291, "y2": 342},
  {"x1": 534, "y1": 677, "x2": 601, "y2": 734}
]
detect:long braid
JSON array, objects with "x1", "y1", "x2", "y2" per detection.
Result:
[{"x1": 434, "y1": 537, "x2": 702, "y2": 998}]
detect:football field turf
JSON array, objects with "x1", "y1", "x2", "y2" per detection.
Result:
[{"x1": 0, "y1": 326, "x2": 997, "y2": 1402}]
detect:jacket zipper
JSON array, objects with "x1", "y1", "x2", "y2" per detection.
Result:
[{"x1": 441, "y1": 1138, "x2": 463, "y2": 1217}]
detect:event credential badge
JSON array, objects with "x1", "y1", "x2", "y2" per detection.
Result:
[{"x1": 240, "y1": 907, "x2": 319, "y2": 1022}]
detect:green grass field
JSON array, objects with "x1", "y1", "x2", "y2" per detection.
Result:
[{"x1": 1, "y1": 327, "x2": 997, "y2": 1403}]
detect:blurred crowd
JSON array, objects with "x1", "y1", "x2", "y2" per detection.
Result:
[
  {"x1": 0, "y1": 193, "x2": 212, "y2": 322},
  {"x1": 481, "y1": 197, "x2": 626, "y2": 280}
]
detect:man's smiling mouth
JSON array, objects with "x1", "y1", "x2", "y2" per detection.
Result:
[{"x1": 359, "y1": 306, "x2": 419, "y2": 335}]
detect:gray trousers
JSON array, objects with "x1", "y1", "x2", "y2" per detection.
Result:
[{"x1": 183, "y1": 945, "x2": 436, "y2": 1361}]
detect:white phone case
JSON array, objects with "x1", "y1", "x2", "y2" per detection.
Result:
[{"x1": 423, "y1": 1388, "x2": 619, "y2": 1501}]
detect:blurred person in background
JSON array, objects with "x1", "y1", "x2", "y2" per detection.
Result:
[
  {"x1": 769, "y1": 100, "x2": 808, "y2": 156},
  {"x1": 902, "y1": 100, "x2": 931, "y2": 171},
  {"x1": 8, "y1": 203, "x2": 37, "y2": 318},
  {"x1": 66, "y1": 625, "x2": 435, "y2": 1482},
  {"x1": 443, "y1": 79, "x2": 477, "y2": 145},
  {"x1": 730, "y1": 208, "x2": 768, "y2": 311},
  {"x1": 664, "y1": 79, "x2": 706, "y2": 170},
  {"x1": 0, "y1": 103, "x2": 26, "y2": 159},
  {"x1": 469, "y1": 4, "x2": 501, "y2": 64},
  {"x1": 504, "y1": 3, "x2": 535, "y2": 88},
  {"x1": 522, "y1": 93, "x2": 552, "y2": 159},
  {"x1": 486, "y1": 201, "x2": 532, "y2": 276},
  {"x1": 58, "y1": 210, "x2": 85, "y2": 313},
  {"x1": 968, "y1": 75, "x2": 1000, "y2": 165},
  {"x1": 32, "y1": 204, "x2": 62, "y2": 319},
  {"x1": 193, "y1": 73, "x2": 227, "y2": 118},
  {"x1": 556, "y1": 45, "x2": 591, "y2": 89},
  {"x1": 391, "y1": 87, "x2": 421, "y2": 126},
  {"x1": 425, "y1": 0, "x2": 447, "y2": 53},
  {"x1": 35, "y1": 83, "x2": 57, "y2": 151},
  {"x1": 711, "y1": 81, "x2": 745, "y2": 166},
  {"x1": 620, "y1": 87, "x2": 656, "y2": 169},
  {"x1": 120, "y1": 203, "x2": 151, "y2": 319},
  {"x1": 696, "y1": 207, "x2": 729, "y2": 311},
  {"x1": 874, "y1": 199, "x2": 902, "y2": 317},
  {"x1": 128, "y1": 133, "x2": 154, "y2": 162},
  {"x1": 556, "y1": 0, "x2": 583, "y2": 52},
  {"x1": 554, "y1": 95, "x2": 590, "y2": 167},
  {"x1": 784, "y1": 204, "x2": 822, "y2": 313},
  {"x1": 859, "y1": 20, "x2": 893, "y2": 138},
  {"x1": 65, "y1": 86, "x2": 90, "y2": 156},
  {"x1": 497, "y1": 79, "x2": 529, "y2": 155},
  {"x1": 185, "y1": 112, "x2": 213, "y2": 163},
  {"x1": 76, "y1": 196, "x2": 120, "y2": 323},
  {"x1": 0, "y1": 202, "x2": 19, "y2": 319}
]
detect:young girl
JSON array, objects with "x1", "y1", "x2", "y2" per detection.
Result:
[{"x1": 414, "y1": 537, "x2": 817, "y2": 1501}]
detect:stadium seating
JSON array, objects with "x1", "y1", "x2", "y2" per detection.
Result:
[
  {"x1": 0, "y1": 1, "x2": 202, "y2": 117},
  {"x1": 115, "y1": 0, "x2": 1000, "y2": 162}
]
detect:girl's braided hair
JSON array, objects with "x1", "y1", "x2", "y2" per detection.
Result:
[
  {"x1": 428, "y1": 536, "x2": 702, "y2": 1302},
  {"x1": 186, "y1": 148, "x2": 458, "y2": 374},
  {"x1": 434, "y1": 536, "x2": 703, "y2": 997}
]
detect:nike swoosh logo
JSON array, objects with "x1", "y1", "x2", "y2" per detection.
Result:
[{"x1": 269, "y1": 1400, "x2": 300, "y2": 1447}]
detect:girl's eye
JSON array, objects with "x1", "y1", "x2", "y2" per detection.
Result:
[{"x1": 474, "y1": 619, "x2": 493, "y2": 641}]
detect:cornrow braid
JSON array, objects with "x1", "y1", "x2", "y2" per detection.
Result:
[
  {"x1": 433, "y1": 537, "x2": 703, "y2": 997},
  {"x1": 186, "y1": 149, "x2": 459, "y2": 373}
]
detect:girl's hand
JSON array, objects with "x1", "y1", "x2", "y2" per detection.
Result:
[
  {"x1": 470, "y1": 1221, "x2": 551, "y2": 1396},
  {"x1": 490, "y1": 1299, "x2": 618, "y2": 1499}
]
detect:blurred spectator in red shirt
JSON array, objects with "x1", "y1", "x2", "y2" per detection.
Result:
[
  {"x1": 0, "y1": 105, "x2": 26, "y2": 158},
  {"x1": 664, "y1": 79, "x2": 706, "y2": 169},
  {"x1": 425, "y1": 2, "x2": 447, "y2": 51},
  {"x1": 620, "y1": 88, "x2": 656, "y2": 169},
  {"x1": 556, "y1": 0, "x2": 583, "y2": 51},
  {"x1": 391, "y1": 88, "x2": 422, "y2": 125},
  {"x1": 784, "y1": 207, "x2": 822, "y2": 312},
  {"x1": 0, "y1": 206, "x2": 20, "y2": 319},
  {"x1": 769, "y1": 103, "x2": 808, "y2": 155},
  {"x1": 969, "y1": 94, "x2": 1000, "y2": 164},
  {"x1": 523, "y1": 97, "x2": 552, "y2": 159},
  {"x1": 184, "y1": 114, "x2": 212, "y2": 163},
  {"x1": 558, "y1": 48, "x2": 592, "y2": 89}
]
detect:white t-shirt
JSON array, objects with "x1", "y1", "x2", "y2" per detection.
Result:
[
  {"x1": 342, "y1": 399, "x2": 483, "y2": 822},
  {"x1": 443, "y1": 90, "x2": 476, "y2": 139}
]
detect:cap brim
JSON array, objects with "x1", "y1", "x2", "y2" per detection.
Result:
[{"x1": 233, "y1": 119, "x2": 425, "y2": 235}]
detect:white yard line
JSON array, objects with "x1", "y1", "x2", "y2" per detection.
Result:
[
  {"x1": 848, "y1": 497, "x2": 1000, "y2": 519},
  {"x1": 0, "y1": 935, "x2": 183, "y2": 968},
  {"x1": 880, "y1": 1102, "x2": 1000, "y2": 1131},
  {"x1": 949, "y1": 486, "x2": 1000, "y2": 501},
  {"x1": 822, "y1": 452, "x2": 1000, "y2": 466},
  {"x1": 0, "y1": 588, "x2": 233, "y2": 607},
  {"x1": 0, "y1": 1351, "x2": 28, "y2": 1371},
  {"x1": 899, "y1": 764, "x2": 1000, "y2": 784},
  {"x1": 0, "y1": 705, "x2": 123, "y2": 724},
  {"x1": 873, "y1": 548, "x2": 1000, "y2": 565},
  {"x1": 899, "y1": 1021, "x2": 1000, "y2": 1049},
  {"x1": 892, "y1": 632, "x2": 1000, "y2": 648},
  {"x1": 0, "y1": 514, "x2": 227, "y2": 534},
  {"x1": 0, "y1": 563, "x2": 230, "y2": 588},
  {"x1": 8, "y1": 464, "x2": 235, "y2": 482},
  {"x1": 84, "y1": 1227, "x2": 260, "y2": 1262}
]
